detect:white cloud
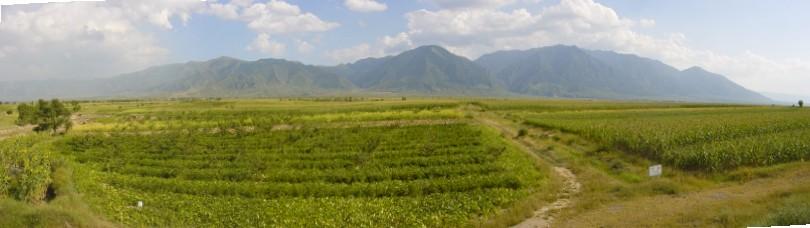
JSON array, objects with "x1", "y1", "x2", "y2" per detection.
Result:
[
  {"x1": 240, "y1": 0, "x2": 338, "y2": 34},
  {"x1": 207, "y1": 2, "x2": 240, "y2": 20},
  {"x1": 326, "y1": 43, "x2": 384, "y2": 63},
  {"x1": 110, "y1": 0, "x2": 205, "y2": 29},
  {"x1": 344, "y1": 0, "x2": 387, "y2": 12},
  {"x1": 0, "y1": 1, "x2": 174, "y2": 80},
  {"x1": 248, "y1": 33, "x2": 286, "y2": 56},
  {"x1": 296, "y1": 39, "x2": 314, "y2": 53},
  {"x1": 203, "y1": 0, "x2": 338, "y2": 55},
  {"x1": 381, "y1": 32, "x2": 414, "y2": 54},
  {"x1": 427, "y1": 0, "x2": 516, "y2": 9},
  {"x1": 0, "y1": 0, "x2": 338, "y2": 81}
]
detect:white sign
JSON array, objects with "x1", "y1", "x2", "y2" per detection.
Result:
[
  {"x1": 649, "y1": 164, "x2": 662, "y2": 177},
  {"x1": 137, "y1": 201, "x2": 144, "y2": 208}
]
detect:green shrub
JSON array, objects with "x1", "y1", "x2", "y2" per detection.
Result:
[
  {"x1": 0, "y1": 135, "x2": 54, "y2": 202},
  {"x1": 766, "y1": 195, "x2": 810, "y2": 226},
  {"x1": 517, "y1": 129, "x2": 528, "y2": 138}
]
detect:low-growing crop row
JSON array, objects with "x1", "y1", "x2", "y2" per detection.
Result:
[{"x1": 60, "y1": 120, "x2": 545, "y2": 227}]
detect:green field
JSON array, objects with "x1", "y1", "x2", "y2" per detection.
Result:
[
  {"x1": 3, "y1": 99, "x2": 551, "y2": 227},
  {"x1": 510, "y1": 106, "x2": 810, "y2": 171},
  {"x1": 0, "y1": 104, "x2": 16, "y2": 130},
  {"x1": 2, "y1": 98, "x2": 809, "y2": 227}
]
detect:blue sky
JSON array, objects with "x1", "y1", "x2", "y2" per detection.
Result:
[{"x1": 0, "y1": 0, "x2": 808, "y2": 97}]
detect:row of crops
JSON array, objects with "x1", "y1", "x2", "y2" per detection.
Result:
[
  {"x1": 517, "y1": 106, "x2": 810, "y2": 171},
  {"x1": 60, "y1": 111, "x2": 545, "y2": 227},
  {"x1": 78, "y1": 108, "x2": 462, "y2": 132},
  {"x1": 475, "y1": 99, "x2": 748, "y2": 113}
]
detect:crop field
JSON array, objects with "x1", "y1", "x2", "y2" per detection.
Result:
[
  {"x1": 498, "y1": 104, "x2": 810, "y2": 171},
  {"x1": 46, "y1": 100, "x2": 546, "y2": 227},
  {"x1": 3, "y1": 98, "x2": 809, "y2": 227},
  {"x1": 0, "y1": 104, "x2": 16, "y2": 130}
]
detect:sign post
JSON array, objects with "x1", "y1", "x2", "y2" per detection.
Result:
[{"x1": 649, "y1": 164, "x2": 662, "y2": 177}]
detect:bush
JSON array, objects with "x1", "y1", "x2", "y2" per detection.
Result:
[
  {"x1": 16, "y1": 99, "x2": 74, "y2": 134},
  {"x1": 517, "y1": 129, "x2": 528, "y2": 138},
  {"x1": 766, "y1": 195, "x2": 810, "y2": 226},
  {"x1": 0, "y1": 135, "x2": 54, "y2": 202}
]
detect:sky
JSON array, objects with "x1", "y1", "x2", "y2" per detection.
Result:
[{"x1": 0, "y1": 0, "x2": 808, "y2": 97}]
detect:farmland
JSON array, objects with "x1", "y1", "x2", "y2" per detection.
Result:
[
  {"x1": 505, "y1": 105, "x2": 810, "y2": 171},
  {"x1": 478, "y1": 99, "x2": 810, "y2": 226},
  {"x1": 1, "y1": 98, "x2": 809, "y2": 227},
  {"x1": 4, "y1": 99, "x2": 552, "y2": 227}
]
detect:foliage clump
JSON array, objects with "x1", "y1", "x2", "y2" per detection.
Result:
[
  {"x1": 0, "y1": 135, "x2": 54, "y2": 203},
  {"x1": 517, "y1": 129, "x2": 529, "y2": 138},
  {"x1": 16, "y1": 99, "x2": 80, "y2": 134}
]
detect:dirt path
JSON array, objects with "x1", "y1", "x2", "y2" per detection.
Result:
[
  {"x1": 472, "y1": 112, "x2": 581, "y2": 228},
  {"x1": 513, "y1": 167, "x2": 581, "y2": 228},
  {"x1": 0, "y1": 126, "x2": 33, "y2": 140}
]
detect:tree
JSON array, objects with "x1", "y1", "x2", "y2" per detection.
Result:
[
  {"x1": 5, "y1": 110, "x2": 12, "y2": 115},
  {"x1": 800, "y1": 100, "x2": 804, "y2": 108},
  {"x1": 16, "y1": 99, "x2": 74, "y2": 134},
  {"x1": 69, "y1": 101, "x2": 82, "y2": 112}
]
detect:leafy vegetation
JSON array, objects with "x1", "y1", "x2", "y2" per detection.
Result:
[
  {"x1": 3, "y1": 98, "x2": 808, "y2": 227},
  {"x1": 0, "y1": 134, "x2": 55, "y2": 202},
  {"x1": 507, "y1": 105, "x2": 810, "y2": 171},
  {"x1": 765, "y1": 193, "x2": 810, "y2": 226},
  {"x1": 16, "y1": 99, "x2": 79, "y2": 133},
  {"x1": 43, "y1": 100, "x2": 547, "y2": 227}
]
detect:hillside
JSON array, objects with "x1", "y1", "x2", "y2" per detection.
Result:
[
  {"x1": 476, "y1": 45, "x2": 771, "y2": 103},
  {"x1": 340, "y1": 45, "x2": 502, "y2": 94},
  {"x1": 105, "y1": 57, "x2": 356, "y2": 97},
  {"x1": 0, "y1": 45, "x2": 770, "y2": 103}
]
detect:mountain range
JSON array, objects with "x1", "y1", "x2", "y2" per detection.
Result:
[{"x1": 0, "y1": 45, "x2": 771, "y2": 103}]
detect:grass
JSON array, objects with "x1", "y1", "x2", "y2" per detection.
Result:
[
  {"x1": 479, "y1": 99, "x2": 810, "y2": 227},
  {"x1": 0, "y1": 160, "x2": 114, "y2": 228},
  {"x1": 0, "y1": 104, "x2": 17, "y2": 130},
  {"x1": 761, "y1": 191, "x2": 810, "y2": 226}
]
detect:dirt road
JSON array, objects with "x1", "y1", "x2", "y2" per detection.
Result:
[{"x1": 472, "y1": 112, "x2": 581, "y2": 228}]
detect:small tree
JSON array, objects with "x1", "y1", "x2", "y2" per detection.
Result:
[
  {"x1": 16, "y1": 99, "x2": 74, "y2": 134},
  {"x1": 5, "y1": 110, "x2": 12, "y2": 115},
  {"x1": 69, "y1": 101, "x2": 82, "y2": 112},
  {"x1": 800, "y1": 100, "x2": 804, "y2": 108}
]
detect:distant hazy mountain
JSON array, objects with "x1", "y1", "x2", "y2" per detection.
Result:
[
  {"x1": 0, "y1": 57, "x2": 355, "y2": 101},
  {"x1": 338, "y1": 45, "x2": 502, "y2": 94},
  {"x1": 107, "y1": 57, "x2": 355, "y2": 97},
  {"x1": 0, "y1": 45, "x2": 771, "y2": 103},
  {"x1": 476, "y1": 45, "x2": 771, "y2": 103}
]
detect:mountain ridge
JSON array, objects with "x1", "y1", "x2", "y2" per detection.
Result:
[
  {"x1": 0, "y1": 45, "x2": 771, "y2": 103},
  {"x1": 476, "y1": 45, "x2": 770, "y2": 103}
]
